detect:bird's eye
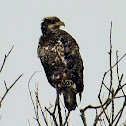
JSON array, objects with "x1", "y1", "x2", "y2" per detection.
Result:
[
  {"x1": 50, "y1": 19, "x2": 60, "y2": 24},
  {"x1": 48, "y1": 20, "x2": 55, "y2": 24}
]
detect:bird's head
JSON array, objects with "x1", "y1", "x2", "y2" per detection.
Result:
[{"x1": 41, "y1": 16, "x2": 65, "y2": 35}]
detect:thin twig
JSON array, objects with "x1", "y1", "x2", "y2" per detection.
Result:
[
  {"x1": 33, "y1": 117, "x2": 41, "y2": 126},
  {"x1": 115, "y1": 74, "x2": 124, "y2": 96},
  {"x1": 28, "y1": 71, "x2": 43, "y2": 126},
  {"x1": 45, "y1": 107, "x2": 58, "y2": 126},
  {"x1": 28, "y1": 71, "x2": 42, "y2": 117},
  {"x1": 99, "y1": 98, "x2": 110, "y2": 124},
  {"x1": 80, "y1": 110, "x2": 87, "y2": 126},
  {"x1": 81, "y1": 98, "x2": 111, "y2": 112},
  {"x1": 98, "y1": 72, "x2": 107, "y2": 99},
  {"x1": 0, "y1": 45, "x2": 14, "y2": 73},
  {"x1": 35, "y1": 84, "x2": 40, "y2": 124},
  {"x1": 106, "y1": 53, "x2": 126, "y2": 74},
  {"x1": 38, "y1": 99, "x2": 49, "y2": 126},
  {"x1": 108, "y1": 21, "x2": 113, "y2": 98},
  {"x1": 114, "y1": 97, "x2": 126, "y2": 125},
  {"x1": 111, "y1": 88, "x2": 114, "y2": 125},
  {"x1": 63, "y1": 111, "x2": 70, "y2": 126},
  {"x1": 116, "y1": 51, "x2": 120, "y2": 81},
  {"x1": 0, "y1": 73, "x2": 23, "y2": 107},
  {"x1": 4, "y1": 80, "x2": 8, "y2": 90},
  {"x1": 99, "y1": 52, "x2": 126, "y2": 100},
  {"x1": 81, "y1": 21, "x2": 126, "y2": 126}
]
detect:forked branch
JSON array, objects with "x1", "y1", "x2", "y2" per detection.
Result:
[
  {"x1": 0, "y1": 46, "x2": 23, "y2": 108},
  {"x1": 80, "y1": 22, "x2": 126, "y2": 126},
  {"x1": 28, "y1": 71, "x2": 71, "y2": 126}
]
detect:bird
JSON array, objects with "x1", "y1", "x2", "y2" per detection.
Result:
[{"x1": 37, "y1": 16, "x2": 84, "y2": 111}]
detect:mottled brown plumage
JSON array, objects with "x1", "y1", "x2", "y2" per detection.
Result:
[{"x1": 38, "y1": 16, "x2": 84, "y2": 111}]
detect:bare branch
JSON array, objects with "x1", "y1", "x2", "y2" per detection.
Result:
[
  {"x1": 114, "y1": 97, "x2": 126, "y2": 125},
  {"x1": 108, "y1": 21, "x2": 113, "y2": 98},
  {"x1": 63, "y1": 111, "x2": 70, "y2": 126},
  {"x1": 4, "y1": 80, "x2": 8, "y2": 90},
  {"x1": 0, "y1": 45, "x2": 14, "y2": 73},
  {"x1": 57, "y1": 93, "x2": 62, "y2": 126},
  {"x1": 38, "y1": 99, "x2": 49, "y2": 126},
  {"x1": 80, "y1": 22, "x2": 126, "y2": 126},
  {"x1": 0, "y1": 73, "x2": 23, "y2": 107},
  {"x1": 28, "y1": 71, "x2": 42, "y2": 117},
  {"x1": 116, "y1": 51, "x2": 120, "y2": 80},
  {"x1": 106, "y1": 53, "x2": 126, "y2": 74},
  {"x1": 45, "y1": 107, "x2": 58, "y2": 126},
  {"x1": 80, "y1": 110, "x2": 87, "y2": 126},
  {"x1": 111, "y1": 88, "x2": 114, "y2": 125},
  {"x1": 28, "y1": 71, "x2": 43, "y2": 126}
]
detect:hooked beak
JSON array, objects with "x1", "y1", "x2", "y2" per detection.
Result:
[{"x1": 55, "y1": 21, "x2": 65, "y2": 27}]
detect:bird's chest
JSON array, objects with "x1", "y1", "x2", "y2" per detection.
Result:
[{"x1": 39, "y1": 39, "x2": 66, "y2": 65}]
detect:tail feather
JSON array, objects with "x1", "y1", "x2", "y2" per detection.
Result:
[{"x1": 63, "y1": 91, "x2": 77, "y2": 111}]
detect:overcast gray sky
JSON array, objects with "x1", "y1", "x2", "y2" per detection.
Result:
[{"x1": 0, "y1": 0, "x2": 126, "y2": 126}]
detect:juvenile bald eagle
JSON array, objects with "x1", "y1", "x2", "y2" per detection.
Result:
[{"x1": 38, "y1": 16, "x2": 84, "y2": 111}]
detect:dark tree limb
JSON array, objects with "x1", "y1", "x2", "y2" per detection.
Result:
[{"x1": 57, "y1": 93, "x2": 63, "y2": 126}]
